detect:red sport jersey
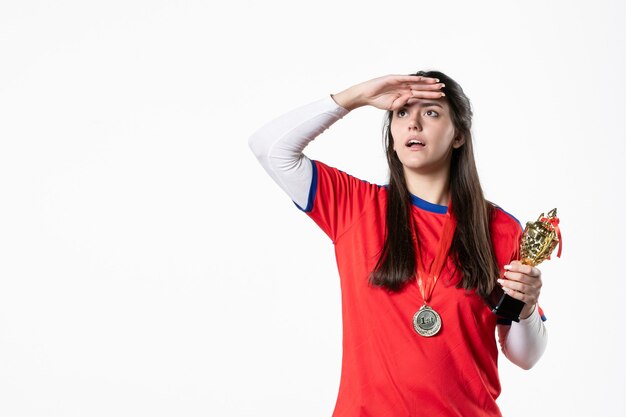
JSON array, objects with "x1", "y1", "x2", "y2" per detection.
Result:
[{"x1": 302, "y1": 160, "x2": 528, "y2": 417}]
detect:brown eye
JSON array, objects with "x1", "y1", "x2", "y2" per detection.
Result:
[{"x1": 426, "y1": 110, "x2": 439, "y2": 117}]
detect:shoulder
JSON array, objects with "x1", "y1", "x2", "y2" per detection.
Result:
[
  {"x1": 305, "y1": 160, "x2": 386, "y2": 242},
  {"x1": 313, "y1": 160, "x2": 385, "y2": 192},
  {"x1": 489, "y1": 202, "x2": 523, "y2": 235},
  {"x1": 488, "y1": 202, "x2": 524, "y2": 262},
  {"x1": 308, "y1": 160, "x2": 387, "y2": 215}
]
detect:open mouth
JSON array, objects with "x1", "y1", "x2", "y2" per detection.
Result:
[{"x1": 406, "y1": 139, "x2": 426, "y2": 148}]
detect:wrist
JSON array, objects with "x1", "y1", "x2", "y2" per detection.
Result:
[
  {"x1": 331, "y1": 89, "x2": 363, "y2": 112},
  {"x1": 519, "y1": 303, "x2": 537, "y2": 320}
]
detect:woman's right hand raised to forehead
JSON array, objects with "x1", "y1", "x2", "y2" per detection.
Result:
[{"x1": 331, "y1": 75, "x2": 446, "y2": 112}]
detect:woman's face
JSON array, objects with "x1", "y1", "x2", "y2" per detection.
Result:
[{"x1": 390, "y1": 98, "x2": 464, "y2": 175}]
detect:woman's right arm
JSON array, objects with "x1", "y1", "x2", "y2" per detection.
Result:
[
  {"x1": 247, "y1": 95, "x2": 350, "y2": 209},
  {"x1": 248, "y1": 75, "x2": 445, "y2": 208}
]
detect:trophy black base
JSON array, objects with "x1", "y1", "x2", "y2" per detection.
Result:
[{"x1": 488, "y1": 286, "x2": 525, "y2": 322}]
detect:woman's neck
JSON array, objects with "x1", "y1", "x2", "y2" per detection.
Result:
[{"x1": 403, "y1": 167, "x2": 451, "y2": 206}]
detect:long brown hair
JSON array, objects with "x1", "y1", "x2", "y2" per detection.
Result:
[{"x1": 369, "y1": 70, "x2": 500, "y2": 299}]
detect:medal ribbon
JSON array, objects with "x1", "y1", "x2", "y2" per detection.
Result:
[
  {"x1": 410, "y1": 198, "x2": 457, "y2": 304},
  {"x1": 540, "y1": 215, "x2": 562, "y2": 258}
]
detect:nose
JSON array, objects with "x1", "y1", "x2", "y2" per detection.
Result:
[{"x1": 408, "y1": 115, "x2": 422, "y2": 130}]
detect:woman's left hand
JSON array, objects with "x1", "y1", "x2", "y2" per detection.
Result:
[{"x1": 497, "y1": 260, "x2": 543, "y2": 319}]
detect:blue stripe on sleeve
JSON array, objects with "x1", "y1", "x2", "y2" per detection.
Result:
[{"x1": 293, "y1": 159, "x2": 318, "y2": 213}]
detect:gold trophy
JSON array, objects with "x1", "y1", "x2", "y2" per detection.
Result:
[{"x1": 489, "y1": 208, "x2": 562, "y2": 322}]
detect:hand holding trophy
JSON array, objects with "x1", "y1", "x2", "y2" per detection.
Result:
[{"x1": 489, "y1": 209, "x2": 562, "y2": 322}]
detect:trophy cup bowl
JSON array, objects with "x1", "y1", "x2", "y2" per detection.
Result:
[{"x1": 489, "y1": 208, "x2": 561, "y2": 322}]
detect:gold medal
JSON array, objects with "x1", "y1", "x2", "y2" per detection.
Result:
[
  {"x1": 413, "y1": 305, "x2": 442, "y2": 337},
  {"x1": 410, "y1": 199, "x2": 456, "y2": 337}
]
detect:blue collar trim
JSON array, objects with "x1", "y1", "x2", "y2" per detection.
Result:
[{"x1": 409, "y1": 193, "x2": 448, "y2": 214}]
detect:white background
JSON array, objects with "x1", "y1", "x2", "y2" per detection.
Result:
[{"x1": 1, "y1": 1, "x2": 625, "y2": 416}]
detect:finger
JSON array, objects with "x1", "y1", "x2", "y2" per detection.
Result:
[
  {"x1": 504, "y1": 263, "x2": 540, "y2": 277},
  {"x1": 383, "y1": 82, "x2": 444, "y2": 101},
  {"x1": 392, "y1": 95, "x2": 443, "y2": 112},
  {"x1": 389, "y1": 92, "x2": 415, "y2": 110},
  {"x1": 386, "y1": 83, "x2": 443, "y2": 97},
  {"x1": 503, "y1": 270, "x2": 541, "y2": 285},
  {"x1": 385, "y1": 82, "x2": 445, "y2": 109},
  {"x1": 498, "y1": 278, "x2": 540, "y2": 302},
  {"x1": 501, "y1": 285, "x2": 537, "y2": 304},
  {"x1": 408, "y1": 83, "x2": 446, "y2": 91},
  {"x1": 390, "y1": 75, "x2": 440, "y2": 85},
  {"x1": 406, "y1": 97, "x2": 420, "y2": 105},
  {"x1": 410, "y1": 89, "x2": 446, "y2": 99},
  {"x1": 498, "y1": 278, "x2": 536, "y2": 295}
]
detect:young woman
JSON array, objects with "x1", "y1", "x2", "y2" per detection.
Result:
[{"x1": 248, "y1": 71, "x2": 547, "y2": 417}]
